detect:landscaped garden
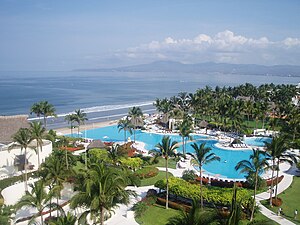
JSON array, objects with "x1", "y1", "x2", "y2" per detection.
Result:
[
  {"x1": 1, "y1": 83, "x2": 299, "y2": 225},
  {"x1": 262, "y1": 176, "x2": 300, "y2": 225}
]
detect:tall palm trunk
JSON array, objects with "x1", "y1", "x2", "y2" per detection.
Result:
[
  {"x1": 250, "y1": 173, "x2": 258, "y2": 222},
  {"x1": 36, "y1": 142, "x2": 41, "y2": 169},
  {"x1": 200, "y1": 166, "x2": 203, "y2": 208},
  {"x1": 247, "y1": 113, "x2": 250, "y2": 126},
  {"x1": 269, "y1": 159, "x2": 275, "y2": 206},
  {"x1": 124, "y1": 130, "x2": 127, "y2": 143},
  {"x1": 165, "y1": 157, "x2": 169, "y2": 209},
  {"x1": 65, "y1": 149, "x2": 69, "y2": 170},
  {"x1": 100, "y1": 206, "x2": 104, "y2": 225},
  {"x1": 275, "y1": 161, "x2": 280, "y2": 200},
  {"x1": 49, "y1": 185, "x2": 52, "y2": 217},
  {"x1": 43, "y1": 116, "x2": 47, "y2": 129},
  {"x1": 70, "y1": 122, "x2": 73, "y2": 137},
  {"x1": 133, "y1": 127, "x2": 136, "y2": 143},
  {"x1": 77, "y1": 125, "x2": 80, "y2": 137},
  {"x1": 57, "y1": 196, "x2": 59, "y2": 217},
  {"x1": 40, "y1": 213, "x2": 44, "y2": 225},
  {"x1": 24, "y1": 148, "x2": 28, "y2": 192},
  {"x1": 182, "y1": 136, "x2": 185, "y2": 155}
]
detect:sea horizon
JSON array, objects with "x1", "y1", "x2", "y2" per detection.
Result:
[{"x1": 1, "y1": 70, "x2": 299, "y2": 129}]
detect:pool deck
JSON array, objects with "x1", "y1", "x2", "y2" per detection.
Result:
[{"x1": 45, "y1": 120, "x2": 298, "y2": 224}]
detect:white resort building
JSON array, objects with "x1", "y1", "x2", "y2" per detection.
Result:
[{"x1": 0, "y1": 115, "x2": 52, "y2": 179}]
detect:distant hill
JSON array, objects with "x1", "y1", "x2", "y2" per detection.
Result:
[{"x1": 74, "y1": 61, "x2": 300, "y2": 77}]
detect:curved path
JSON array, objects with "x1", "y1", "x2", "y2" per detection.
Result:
[
  {"x1": 2, "y1": 161, "x2": 297, "y2": 225},
  {"x1": 255, "y1": 162, "x2": 297, "y2": 225}
]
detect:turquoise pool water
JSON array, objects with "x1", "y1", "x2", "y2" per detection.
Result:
[
  {"x1": 244, "y1": 137, "x2": 272, "y2": 147},
  {"x1": 78, "y1": 125, "x2": 269, "y2": 179}
]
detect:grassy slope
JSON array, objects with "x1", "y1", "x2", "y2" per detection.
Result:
[
  {"x1": 262, "y1": 176, "x2": 300, "y2": 225},
  {"x1": 135, "y1": 204, "x2": 180, "y2": 225},
  {"x1": 140, "y1": 171, "x2": 173, "y2": 186},
  {"x1": 150, "y1": 157, "x2": 177, "y2": 169},
  {"x1": 136, "y1": 204, "x2": 278, "y2": 225}
]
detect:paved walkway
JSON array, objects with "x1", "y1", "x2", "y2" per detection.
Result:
[
  {"x1": 3, "y1": 159, "x2": 298, "y2": 224},
  {"x1": 255, "y1": 162, "x2": 297, "y2": 225}
]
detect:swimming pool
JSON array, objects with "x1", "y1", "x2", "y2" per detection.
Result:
[
  {"x1": 244, "y1": 137, "x2": 272, "y2": 147},
  {"x1": 78, "y1": 125, "x2": 269, "y2": 179}
]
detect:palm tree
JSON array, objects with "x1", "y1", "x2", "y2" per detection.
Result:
[
  {"x1": 16, "y1": 180, "x2": 52, "y2": 225},
  {"x1": 235, "y1": 149, "x2": 269, "y2": 221},
  {"x1": 178, "y1": 117, "x2": 193, "y2": 155},
  {"x1": 264, "y1": 135, "x2": 285, "y2": 206},
  {"x1": 64, "y1": 114, "x2": 76, "y2": 137},
  {"x1": 154, "y1": 98, "x2": 174, "y2": 127},
  {"x1": 40, "y1": 150, "x2": 69, "y2": 217},
  {"x1": 167, "y1": 199, "x2": 219, "y2": 225},
  {"x1": 58, "y1": 136, "x2": 70, "y2": 170},
  {"x1": 117, "y1": 117, "x2": 133, "y2": 142},
  {"x1": 41, "y1": 101, "x2": 56, "y2": 129},
  {"x1": 128, "y1": 106, "x2": 143, "y2": 142},
  {"x1": 271, "y1": 139, "x2": 297, "y2": 200},
  {"x1": 30, "y1": 121, "x2": 46, "y2": 170},
  {"x1": 188, "y1": 142, "x2": 220, "y2": 208},
  {"x1": 70, "y1": 163, "x2": 135, "y2": 225},
  {"x1": 155, "y1": 136, "x2": 178, "y2": 209},
  {"x1": 107, "y1": 144, "x2": 123, "y2": 165},
  {"x1": 30, "y1": 102, "x2": 43, "y2": 120},
  {"x1": 73, "y1": 109, "x2": 88, "y2": 137},
  {"x1": 12, "y1": 128, "x2": 34, "y2": 192}
]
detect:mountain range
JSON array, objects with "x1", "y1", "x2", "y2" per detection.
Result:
[{"x1": 74, "y1": 61, "x2": 300, "y2": 77}]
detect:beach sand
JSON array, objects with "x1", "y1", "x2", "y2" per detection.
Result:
[{"x1": 54, "y1": 120, "x2": 118, "y2": 135}]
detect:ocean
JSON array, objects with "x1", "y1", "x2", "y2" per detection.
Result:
[{"x1": 0, "y1": 71, "x2": 299, "y2": 129}]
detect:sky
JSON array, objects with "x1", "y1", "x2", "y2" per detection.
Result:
[{"x1": 0, "y1": 0, "x2": 300, "y2": 71}]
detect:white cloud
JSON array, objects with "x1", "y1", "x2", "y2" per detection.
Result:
[
  {"x1": 115, "y1": 30, "x2": 300, "y2": 65},
  {"x1": 283, "y1": 37, "x2": 300, "y2": 48}
]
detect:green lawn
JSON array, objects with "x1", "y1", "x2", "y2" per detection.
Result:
[
  {"x1": 240, "y1": 212, "x2": 279, "y2": 225},
  {"x1": 135, "y1": 204, "x2": 180, "y2": 225},
  {"x1": 140, "y1": 171, "x2": 173, "y2": 186},
  {"x1": 135, "y1": 204, "x2": 278, "y2": 225},
  {"x1": 262, "y1": 176, "x2": 300, "y2": 225},
  {"x1": 150, "y1": 157, "x2": 177, "y2": 169}
]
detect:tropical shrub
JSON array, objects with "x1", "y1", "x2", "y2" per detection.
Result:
[
  {"x1": 134, "y1": 167, "x2": 159, "y2": 179},
  {"x1": 271, "y1": 197, "x2": 282, "y2": 207},
  {"x1": 0, "y1": 172, "x2": 37, "y2": 191},
  {"x1": 155, "y1": 177, "x2": 252, "y2": 207},
  {"x1": 88, "y1": 148, "x2": 109, "y2": 162},
  {"x1": 146, "y1": 189, "x2": 157, "y2": 197},
  {"x1": 133, "y1": 201, "x2": 148, "y2": 218},
  {"x1": 134, "y1": 155, "x2": 152, "y2": 165},
  {"x1": 0, "y1": 205, "x2": 14, "y2": 225},
  {"x1": 133, "y1": 194, "x2": 157, "y2": 218},
  {"x1": 120, "y1": 157, "x2": 143, "y2": 171},
  {"x1": 246, "y1": 173, "x2": 267, "y2": 190},
  {"x1": 182, "y1": 170, "x2": 196, "y2": 182}
]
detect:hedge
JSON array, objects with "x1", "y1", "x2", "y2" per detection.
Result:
[{"x1": 155, "y1": 177, "x2": 252, "y2": 207}]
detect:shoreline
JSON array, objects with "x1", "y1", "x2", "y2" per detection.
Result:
[{"x1": 54, "y1": 119, "x2": 118, "y2": 135}]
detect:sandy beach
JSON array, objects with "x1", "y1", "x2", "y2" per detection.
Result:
[{"x1": 54, "y1": 119, "x2": 118, "y2": 135}]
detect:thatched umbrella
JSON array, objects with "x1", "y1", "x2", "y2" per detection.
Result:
[
  {"x1": 198, "y1": 120, "x2": 208, "y2": 128},
  {"x1": 87, "y1": 140, "x2": 106, "y2": 150},
  {"x1": 131, "y1": 117, "x2": 144, "y2": 128}
]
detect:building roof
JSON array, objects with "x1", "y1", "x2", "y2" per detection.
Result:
[
  {"x1": 87, "y1": 139, "x2": 106, "y2": 150},
  {"x1": 0, "y1": 115, "x2": 29, "y2": 145}
]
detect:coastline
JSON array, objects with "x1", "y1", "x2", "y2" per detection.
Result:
[{"x1": 54, "y1": 119, "x2": 118, "y2": 135}]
